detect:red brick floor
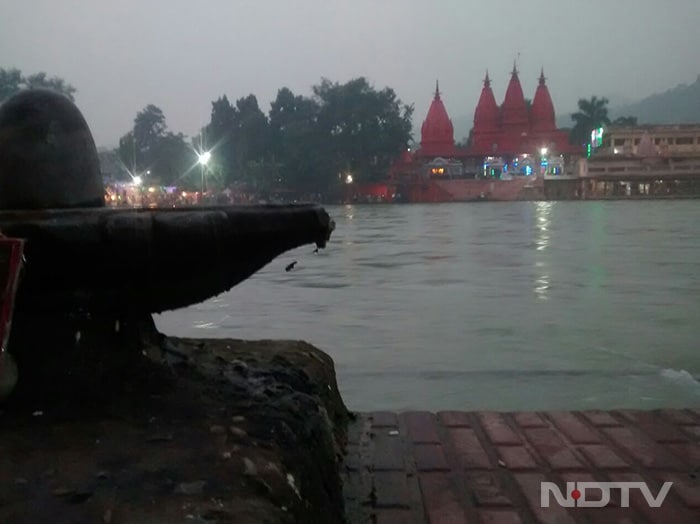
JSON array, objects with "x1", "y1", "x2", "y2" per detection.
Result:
[{"x1": 342, "y1": 409, "x2": 700, "y2": 523}]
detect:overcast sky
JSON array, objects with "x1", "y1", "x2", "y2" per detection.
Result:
[{"x1": 2, "y1": 0, "x2": 699, "y2": 148}]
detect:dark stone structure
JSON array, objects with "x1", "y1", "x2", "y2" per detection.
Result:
[
  {"x1": 0, "y1": 89, "x2": 334, "y2": 401},
  {"x1": 0, "y1": 89, "x2": 105, "y2": 209}
]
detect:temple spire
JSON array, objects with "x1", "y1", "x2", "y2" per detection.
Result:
[
  {"x1": 539, "y1": 67, "x2": 546, "y2": 85},
  {"x1": 512, "y1": 60, "x2": 518, "y2": 75},
  {"x1": 435, "y1": 79, "x2": 440, "y2": 98},
  {"x1": 484, "y1": 70, "x2": 490, "y2": 87}
]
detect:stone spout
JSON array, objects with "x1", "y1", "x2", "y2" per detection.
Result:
[{"x1": 0, "y1": 204, "x2": 334, "y2": 314}]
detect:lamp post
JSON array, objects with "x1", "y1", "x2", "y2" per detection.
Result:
[{"x1": 198, "y1": 151, "x2": 211, "y2": 194}]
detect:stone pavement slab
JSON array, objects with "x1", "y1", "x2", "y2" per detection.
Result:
[{"x1": 342, "y1": 409, "x2": 700, "y2": 523}]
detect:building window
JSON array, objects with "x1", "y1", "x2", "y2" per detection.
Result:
[
  {"x1": 613, "y1": 138, "x2": 626, "y2": 146},
  {"x1": 431, "y1": 167, "x2": 445, "y2": 175},
  {"x1": 634, "y1": 139, "x2": 640, "y2": 145},
  {"x1": 675, "y1": 137, "x2": 694, "y2": 145},
  {"x1": 654, "y1": 138, "x2": 662, "y2": 145}
]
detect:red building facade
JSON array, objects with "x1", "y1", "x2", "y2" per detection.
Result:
[
  {"x1": 469, "y1": 65, "x2": 577, "y2": 157},
  {"x1": 379, "y1": 65, "x2": 585, "y2": 202}
]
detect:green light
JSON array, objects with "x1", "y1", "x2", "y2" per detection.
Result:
[{"x1": 587, "y1": 144, "x2": 592, "y2": 158}]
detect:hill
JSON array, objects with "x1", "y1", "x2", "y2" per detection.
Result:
[{"x1": 609, "y1": 75, "x2": 700, "y2": 124}]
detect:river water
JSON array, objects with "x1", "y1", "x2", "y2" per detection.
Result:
[{"x1": 156, "y1": 201, "x2": 700, "y2": 412}]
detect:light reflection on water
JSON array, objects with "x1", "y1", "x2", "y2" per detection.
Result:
[{"x1": 156, "y1": 201, "x2": 700, "y2": 411}]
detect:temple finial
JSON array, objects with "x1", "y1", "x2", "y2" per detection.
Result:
[
  {"x1": 539, "y1": 67, "x2": 546, "y2": 85},
  {"x1": 512, "y1": 59, "x2": 518, "y2": 75},
  {"x1": 435, "y1": 79, "x2": 440, "y2": 98},
  {"x1": 484, "y1": 69, "x2": 490, "y2": 87}
]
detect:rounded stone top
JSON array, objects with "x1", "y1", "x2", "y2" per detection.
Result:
[{"x1": 0, "y1": 89, "x2": 104, "y2": 210}]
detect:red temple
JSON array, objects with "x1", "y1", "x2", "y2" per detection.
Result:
[
  {"x1": 417, "y1": 81, "x2": 457, "y2": 158},
  {"x1": 469, "y1": 65, "x2": 576, "y2": 157},
  {"x1": 353, "y1": 66, "x2": 585, "y2": 202}
]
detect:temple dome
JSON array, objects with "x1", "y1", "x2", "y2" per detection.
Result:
[
  {"x1": 530, "y1": 69, "x2": 556, "y2": 133},
  {"x1": 420, "y1": 81, "x2": 455, "y2": 156},
  {"x1": 473, "y1": 71, "x2": 500, "y2": 133},
  {"x1": 500, "y1": 63, "x2": 529, "y2": 132}
]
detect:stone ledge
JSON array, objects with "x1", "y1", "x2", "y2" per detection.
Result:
[{"x1": 0, "y1": 337, "x2": 350, "y2": 524}]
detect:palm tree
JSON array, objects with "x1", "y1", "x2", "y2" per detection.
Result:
[{"x1": 569, "y1": 96, "x2": 611, "y2": 145}]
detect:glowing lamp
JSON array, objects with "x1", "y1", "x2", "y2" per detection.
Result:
[{"x1": 198, "y1": 151, "x2": 211, "y2": 165}]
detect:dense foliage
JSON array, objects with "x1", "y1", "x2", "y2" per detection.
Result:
[
  {"x1": 0, "y1": 67, "x2": 76, "y2": 103},
  {"x1": 201, "y1": 77, "x2": 414, "y2": 192},
  {"x1": 112, "y1": 77, "x2": 413, "y2": 192}
]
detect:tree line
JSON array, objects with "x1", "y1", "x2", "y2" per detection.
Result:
[
  {"x1": 115, "y1": 77, "x2": 414, "y2": 192},
  {"x1": 1, "y1": 67, "x2": 641, "y2": 192}
]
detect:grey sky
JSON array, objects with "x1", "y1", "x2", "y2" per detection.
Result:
[{"x1": 2, "y1": 0, "x2": 699, "y2": 148}]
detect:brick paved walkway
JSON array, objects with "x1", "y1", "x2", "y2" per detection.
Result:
[{"x1": 342, "y1": 409, "x2": 700, "y2": 523}]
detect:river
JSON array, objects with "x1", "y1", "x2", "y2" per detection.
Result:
[{"x1": 156, "y1": 201, "x2": 700, "y2": 412}]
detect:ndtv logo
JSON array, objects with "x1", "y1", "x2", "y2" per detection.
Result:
[{"x1": 541, "y1": 482, "x2": 673, "y2": 508}]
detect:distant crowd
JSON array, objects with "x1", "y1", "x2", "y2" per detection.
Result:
[{"x1": 103, "y1": 184, "x2": 324, "y2": 207}]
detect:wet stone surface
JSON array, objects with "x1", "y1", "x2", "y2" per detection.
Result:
[{"x1": 0, "y1": 337, "x2": 350, "y2": 524}]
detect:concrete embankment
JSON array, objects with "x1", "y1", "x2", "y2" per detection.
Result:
[{"x1": 0, "y1": 338, "x2": 351, "y2": 524}]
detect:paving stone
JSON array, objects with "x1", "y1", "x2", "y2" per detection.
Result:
[
  {"x1": 618, "y1": 410, "x2": 690, "y2": 443},
  {"x1": 478, "y1": 413, "x2": 522, "y2": 446},
  {"x1": 608, "y1": 471, "x2": 698, "y2": 524},
  {"x1": 512, "y1": 472, "x2": 576, "y2": 524},
  {"x1": 665, "y1": 443, "x2": 700, "y2": 463},
  {"x1": 580, "y1": 410, "x2": 622, "y2": 427},
  {"x1": 548, "y1": 411, "x2": 601, "y2": 444},
  {"x1": 513, "y1": 412, "x2": 548, "y2": 428},
  {"x1": 467, "y1": 472, "x2": 514, "y2": 507},
  {"x1": 478, "y1": 510, "x2": 523, "y2": 524},
  {"x1": 449, "y1": 428, "x2": 492, "y2": 470},
  {"x1": 438, "y1": 411, "x2": 472, "y2": 427},
  {"x1": 373, "y1": 434, "x2": 405, "y2": 471},
  {"x1": 402, "y1": 411, "x2": 441, "y2": 444},
  {"x1": 683, "y1": 426, "x2": 700, "y2": 440},
  {"x1": 413, "y1": 444, "x2": 449, "y2": 472},
  {"x1": 603, "y1": 427, "x2": 685, "y2": 470},
  {"x1": 654, "y1": 472, "x2": 700, "y2": 508},
  {"x1": 497, "y1": 446, "x2": 538, "y2": 470},
  {"x1": 374, "y1": 471, "x2": 411, "y2": 508},
  {"x1": 418, "y1": 473, "x2": 467, "y2": 524},
  {"x1": 579, "y1": 445, "x2": 630, "y2": 470},
  {"x1": 372, "y1": 411, "x2": 399, "y2": 428},
  {"x1": 524, "y1": 428, "x2": 585, "y2": 470},
  {"x1": 660, "y1": 409, "x2": 699, "y2": 426},
  {"x1": 347, "y1": 410, "x2": 700, "y2": 524}
]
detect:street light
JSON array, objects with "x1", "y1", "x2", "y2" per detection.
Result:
[{"x1": 198, "y1": 151, "x2": 211, "y2": 193}]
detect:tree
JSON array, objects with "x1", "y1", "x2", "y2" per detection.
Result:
[
  {"x1": 204, "y1": 94, "x2": 270, "y2": 186},
  {"x1": 117, "y1": 105, "x2": 195, "y2": 186},
  {"x1": 268, "y1": 87, "x2": 323, "y2": 191},
  {"x1": 205, "y1": 96, "x2": 237, "y2": 182},
  {"x1": 612, "y1": 116, "x2": 638, "y2": 126},
  {"x1": 312, "y1": 77, "x2": 413, "y2": 187},
  {"x1": 133, "y1": 105, "x2": 167, "y2": 157},
  {"x1": 570, "y1": 96, "x2": 611, "y2": 145},
  {"x1": 118, "y1": 104, "x2": 167, "y2": 174},
  {"x1": 0, "y1": 67, "x2": 76, "y2": 103}
]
